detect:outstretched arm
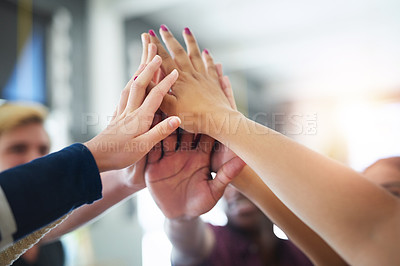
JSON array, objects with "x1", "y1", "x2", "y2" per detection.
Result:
[
  {"x1": 149, "y1": 26, "x2": 400, "y2": 266},
  {"x1": 41, "y1": 164, "x2": 145, "y2": 243},
  {"x1": 232, "y1": 166, "x2": 347, "y2": 266},
  {"x1": 211, "y1": 66, "x2": 347, "y2": 266},
  {"x1": 40, "y1": 33, "x2": 155, "y2": 243},
  {"x1": 0, "y1": 48, "x2": 180, "y2": 253}
]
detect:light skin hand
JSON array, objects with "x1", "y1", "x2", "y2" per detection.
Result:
[
  {"x1": 84, "y1": 55, "x2": 181, "y2": 172},
  {"x1": 122, "y1": 32, "x2": 163, "y2": 190},
  {"x1": 40, "y1": 37, "x2": 170, "y2": 243},
  {"x1": 144, "y1": 31, "x2": 245, "y2": 219},
  {"x1": 148, "y1": 26, "x2": 235, "y2": 134}
]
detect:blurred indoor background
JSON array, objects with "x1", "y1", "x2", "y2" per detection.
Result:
[{"x1": 1, "y1": 0, "x2": 400, "y2": 265}]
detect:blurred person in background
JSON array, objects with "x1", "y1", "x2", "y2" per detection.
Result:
[{"x1": 0, "y1": 103, "x2": 65, "y2": 266}]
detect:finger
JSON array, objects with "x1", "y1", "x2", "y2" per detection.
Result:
[
  {"x1": 215, "y1": 63, "x2": 226, "y2": 93},
  {"x1": 182, "y1": 27, "x2": 205, "y2": 73},
  {"x1": 159, "y1": 25, "x2": 194, "y2": 71},
  {"x1": 209, "y1": 157, "x2": 246, "y2": 199},
  {"x1": 147, "y1": 43, "x2": 157, "y2": 64},
  {"x1": 150, "y1": 111, "x2": 162, "y2": 128},
  {"x1": 160, "y1": 93, "x2": 177, "y2": 117},
  {"x1": 221, "y1": 76, "x2": 237, "y2": 110},
  {"x1": 117, "y1": 64, "x2": 146, "y2": 116},
  {"x1": 125, "y1": 55, "x2": 163, "y2": 113},
  {"x1": 215, "y1": 63, "x2": 237, "y2": 110},
  {"x1": 147, "y1": 141, "x2": 162, "y2": 164},
  {"x1": 147, "y1": 114, "x2": 163, "y2": 163},
  {"x1": 152, "y1": 68, "x2": 161, "y2": 84},
  {"x1": 198, "y1": 134, "x2": 215, "y2": 154},
  {"x1": 147, "y1": 43, "x2": 160, "y2": 82},
  {"x1": 215, "y1": 63, "x2": 223, "y2": 77},
  {"x1": 180, "y1": 129, "x2": 195, "y2": 151},
  {"x1": 140, "y1": 33, "x2": 150, "y2": 65},
  {"x1": 141, "y1": 69, "x2": 179, "y2": 116},
  {"x1": 202, "y1": 49, "x2": 218, "y2": 80},
  {"x1": 163, "y1": 129, "x2": 178, "y2": 153},
  {"x1": 149, "y1": 29, "x2": 176, "y2": 75},
  {"x1": 135, "y1": 116, "x2": 181, "y2": 155}
]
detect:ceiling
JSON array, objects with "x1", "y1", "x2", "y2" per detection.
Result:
[{"x1": 113, "y1": 0, "x2": 400, "y2": 102}]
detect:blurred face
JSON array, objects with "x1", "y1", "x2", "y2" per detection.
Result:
[
  {"x1": 0, "y1": 122, "x2": 50, "y2": 171},
  {"x1": 223, "y1": 185, "x2": 268, "y2": 231},
  {"x1": 363, "y1": 159, "x2": 400, "y2": 197}
]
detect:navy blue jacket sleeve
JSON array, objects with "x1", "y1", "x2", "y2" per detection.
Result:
[{"x1": 0, "y1": 143, "x2": 102, "y2": 249}]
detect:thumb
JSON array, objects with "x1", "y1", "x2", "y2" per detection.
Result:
[
  {"x1": 210, "y1": 156, "x2": 246, "y2": 197},
  {"x1": 136, "y1": 116, "x2": 181, "y2": 154}
]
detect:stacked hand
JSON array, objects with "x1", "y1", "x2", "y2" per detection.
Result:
[
  {"x1": 140, "y1": 26, "x2": 245, "y2": 219},
  {"x1": 86, "y1": 26, "x2": 244, "y2": 219}
]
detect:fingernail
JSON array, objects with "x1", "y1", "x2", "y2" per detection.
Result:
[
  {"x1": 153, "y1": 55, "x2": 161, "y2": 63},
  {"x1": 149, "y1": 29, "x2": 156, "y2": 37},
  {"x1": 171, "y1": 69, "x2": 178, "y2": 77},
  {"x1": 203, "y1": 49, "x2": 209, "y2": 55},
  {"x1": 169, "y1": 117, "x2": 181, "y2": 129},
  {"x1": 160, "y1": 24, "x2": 169, "y2": 32},
  {"x1": 134, "y1": 76, "x2": 138, "y2": 81},
  {"x1": 184, "y1": 27, "x2": 191, "y2": 35}
]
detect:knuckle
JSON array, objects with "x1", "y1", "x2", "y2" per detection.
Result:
[
  {"x1": 174, "y1": 47, "x2": 187, "y2": 57},
  {"x1": 121, "y1": 88, "x2": 130, "y2": 97}
]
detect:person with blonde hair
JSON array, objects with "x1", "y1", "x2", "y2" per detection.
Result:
[{"x1": 0, "y1": 102, "x2": 69, "y2": 266}]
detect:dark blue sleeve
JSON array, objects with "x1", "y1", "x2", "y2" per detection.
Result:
[{"x1": 0, "y1": 143, "x2": 102, "y2": 243}]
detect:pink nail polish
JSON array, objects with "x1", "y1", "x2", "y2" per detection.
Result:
[
  {"x1": 149, "y1": 29, "x2": 156, "y2": 37},
  {"x1": 160, "y1": 24, "x2": 169, "y2": 32},
  {"x1": 134, "y1": 76, "x2": 138, "y2": 81},
  {"x1": 184, "y1": 27, "x2": 191, "y2": 35},
  {"x1": 203, "y1": 49, "x2": 209, "y2": 55}
]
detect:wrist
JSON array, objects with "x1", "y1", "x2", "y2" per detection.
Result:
[
  {"x1": 167, "y1": 215, "x2": 201, "y2": 225},
  {"x1": 200, "y1": 108, "x2": 244, "y2": 138},
  {"x1": 84, "y1": 139, "x2": 107, "y2": 173}
]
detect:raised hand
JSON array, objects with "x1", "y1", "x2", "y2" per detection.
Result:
[
  {"x1": 85, "y1": 55, "x2": 181, "y2": 172},
  {"x1": 145, "y1": 129, "x2": 244, "y2": 219},
  {"x1": 148, "y1": 26, "x2": 235, "y2": 134}
]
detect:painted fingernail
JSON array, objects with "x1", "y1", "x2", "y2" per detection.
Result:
[
  {"x1": 184, "y1": 27, "x2": 191, "y2": 35},
  {"x1": 134, "y1": 76, "x2": 138, "y2": 81},
  {"x1": 160, "y1": 24, "x2": 169, "y2": 32},
  {"x1": 149, "y1": 29, "x2": 156, "y2": 37},
  {"x1": 203, "y1": 49, "x2": 209, "y2": 55},
  {"x1": 168, "y1": 117, "x2": 181, "y2": 129}
]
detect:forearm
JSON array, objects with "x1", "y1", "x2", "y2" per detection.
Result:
[
  {"x1": 232, "y1": 165, "x2": 347, "y2": 266},
  {"x1": 208, "y1": 110, "x2": 400, "y2": 265},
  {"x1": 0, "y1": 144, "x2": 102, "y2": 251},
  {"x1": 165, "y1": 217, "x2": 214, "y2": 265},
  {"x1": 41, "y1": 169, "x2": 140, "y2": 243}
]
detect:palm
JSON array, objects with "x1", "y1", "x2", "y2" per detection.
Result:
[{"x1": 145, "y1": 138, "x2": 221, "y2": 219}]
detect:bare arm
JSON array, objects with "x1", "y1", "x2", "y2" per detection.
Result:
[
  {"x1": 213, "y1": 113, "x2": 400, "y2": 265},
  {"x1": 232, "y1": 165, "x2": 347, "y2": 266},
  {"x1": 212, "y1": 64, "x2": 347, "y2": 266},
  {"x1": 149, "y1": 26, "x2": 400, "y2": 266},
  {"x1": 165, "y1": 217, "x2": 214, "y2": 265},
  {"x1": 41, "y1": 164, "x2": 145, "y2": 243}
]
